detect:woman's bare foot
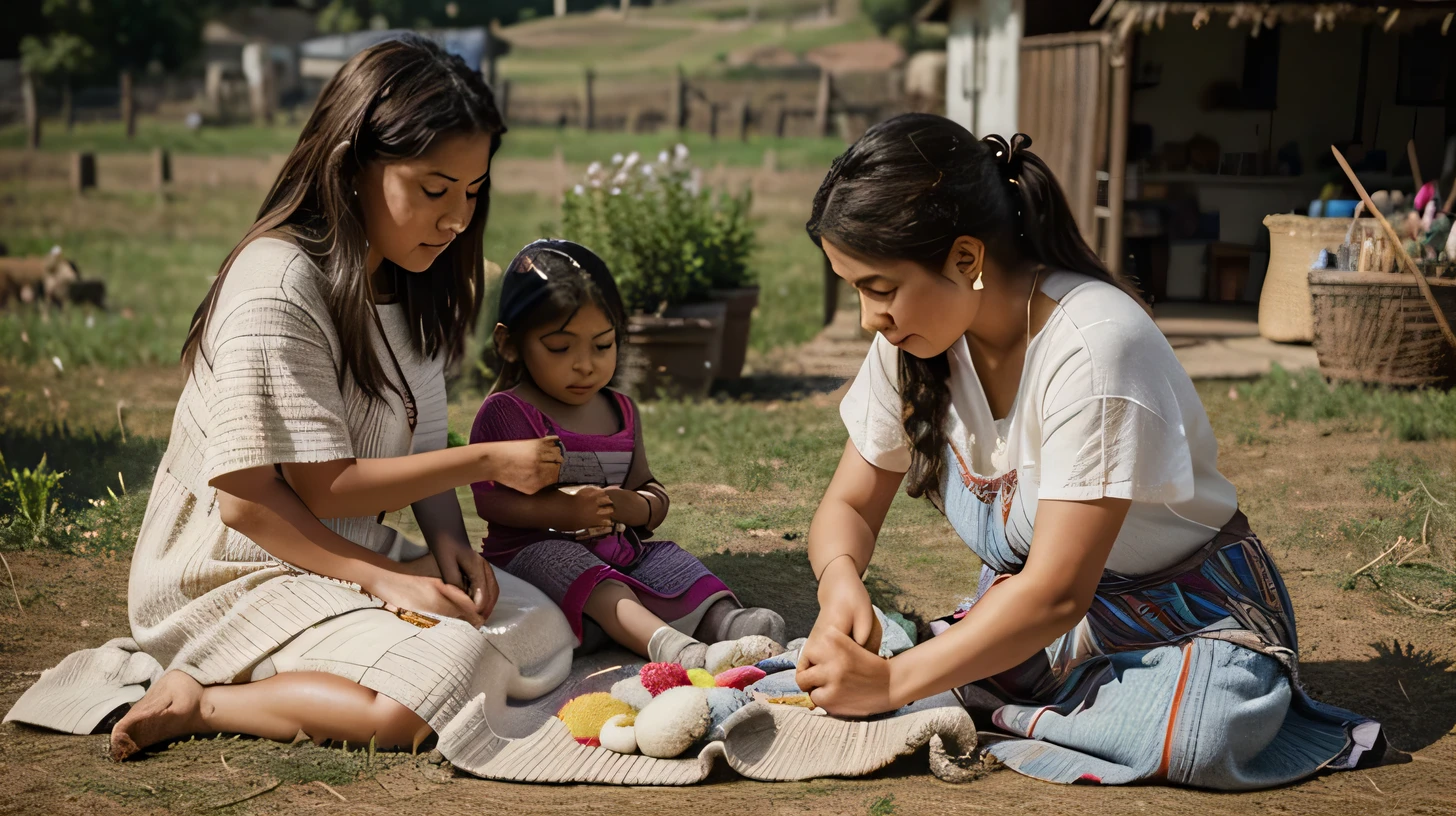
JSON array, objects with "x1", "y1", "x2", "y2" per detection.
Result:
[{"x1": 110, "y1": 670, "x2": 206, "y2": 761}]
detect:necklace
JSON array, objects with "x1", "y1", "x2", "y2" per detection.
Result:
[{"x1": 1025, "y1": 264, "x2": 1045, "y2": 349}]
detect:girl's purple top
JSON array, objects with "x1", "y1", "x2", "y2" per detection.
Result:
[{"x1": 469, "y1": 389, "x2": 638, "y2": 561}]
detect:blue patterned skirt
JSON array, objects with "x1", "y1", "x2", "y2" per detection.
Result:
[{"x1": 942, "y1": 512, "x2": 1383, "y2": 790}]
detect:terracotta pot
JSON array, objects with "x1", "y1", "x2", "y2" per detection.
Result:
[
  {"x1": 620, "y1": 301, "x2": 727, "y2": 399},
  {"x1": 709, "y1": 286, "x2": 759, "y2": 380}
]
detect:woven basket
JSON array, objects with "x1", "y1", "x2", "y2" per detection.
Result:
[
  {"x1": 1259, "y1": 215, "x2": 1352, "y2": 343},
  {"x1": 1308, "y1": 270, "x2": 1456, "y2": 388}
]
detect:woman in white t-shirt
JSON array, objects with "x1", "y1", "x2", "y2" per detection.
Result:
[{"x1": 793, "y1": 114, "x2": 1381, "y2": 790}]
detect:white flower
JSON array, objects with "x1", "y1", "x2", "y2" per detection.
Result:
[
  {"x1": 573, "y1": 184, "x2": 585, "y2": 196},
  {"x1": 85, "y1": 314, "x2": 95, "y2": 328},
  {"x1": 52, "y1": 356, "x2": 64, "y2": 372},
  {"x1": 623, "y1": 151, "x2": 640, "y2": 172},
  {"x1": 613, "y1": 171, "x2": 629, "y2": 186},
  {"x1": 658, "y1": 150, "x2": 670, "y2": 164},
  {"x1": 590, "y1": 177, "x2": 603, "y2": 188},
  {"x1": 586, "y1": 161, "x2": 602, "y2": 176},
  {"x1": 611, "y1": 153, "x2": 624, "y2": 165},
  {"x1": 674, "y1": 143, "x2": 689, "y2": 162},
  {"x1": 610, "y1": 187, "x2": 622, "y2": 196},
  {"x1": 641, "y1": 165, "x2": 654, "y2": 176}
]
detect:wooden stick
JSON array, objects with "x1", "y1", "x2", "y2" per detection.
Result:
[
  {"x1": 0, "y1": 552, "x2": 22, "y2": 615},
  {"x1": 1332, "y1": 146, "x2": 1456, "y2": 353},
  {"x1": 1407, "y1": 139, "x2": 1423, "y2": 189}
]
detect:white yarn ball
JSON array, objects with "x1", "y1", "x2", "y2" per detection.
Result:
[
  {"x1": 599, "y1": 713, "x2": 637, "y2": 755},
  {"x1": 610, "y1": 675, "x2": 653, "y2": 711},
  {"x1": 634, "y1": 686, "x2": 709, "y2": 759},
  {"x1": 705, "y1": 635, "x2": 784, "y2": 675}
]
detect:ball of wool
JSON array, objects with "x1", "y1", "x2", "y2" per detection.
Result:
[
  {"x1": 634, "y1": 687, "x2": 710, "y2": 759},
  {"x1": 598, "y1": 713, "x2": 638, "y2": 755},
  {"x1": 610, "y1": 675, "x2": 653, "y2": 711},
  {"x1": 745, "y1": 668, "x2": 803, "y2": 697},
  {"x1": 704, "y1": 687, "x2": 751, "y2": 742},
  {"x1": 640, "y1": 662, "x2": 692, "y2": 696},
  {"x1": 754, "y1": 650, "x2": 799, "y2": 674},
  {"x1": 714, "y1": 665, "x2": 766, "y2": 690},
  {"x1": 687, "y1": 668, "x2": 717, "y2": 689},
  {"x1": 705, "y1": 635, "x2": 785, "y2": 675},
  {"x1": 556, "y1": 692, "x2": 635, "y2": 745}
]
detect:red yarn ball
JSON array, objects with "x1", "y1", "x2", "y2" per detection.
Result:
[
  {"x1": 639, "y1": 662, "x2": 691, "y2": 696},
  {"x1": 714, "y1": 665, "x2": 767, "y2": 690}
]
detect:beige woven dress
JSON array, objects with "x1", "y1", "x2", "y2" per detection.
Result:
[{"x1": 5, "y1": 237, "x2": 578, "y2": 748}]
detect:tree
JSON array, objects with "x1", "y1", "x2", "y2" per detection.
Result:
[
  {"x1": 861, "y1": 0, "x2": 915, "y2": 36},
  {"x1": 34, "y1": 0, "x2": 210, "y2": 139},
  {"x1": 20, "y1": 32, "x2": 95, "y2": 133}
]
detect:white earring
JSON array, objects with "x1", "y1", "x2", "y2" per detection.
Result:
[{"x1": 972, "y1": 270, "x2": 985, "y2": 291}]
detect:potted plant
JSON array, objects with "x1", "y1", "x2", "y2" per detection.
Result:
[{"x1": 562, "y1": 145, "x2": 757, "y2": 397}]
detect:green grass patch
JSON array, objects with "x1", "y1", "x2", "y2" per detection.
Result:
[
  {"x1": 0, "y1": 118, "x2": 305, "y2": 156},
  {"x1": 504, "y1": 127, "x2": 845, "y2": 172},
  {"x1": 1340, "y1": 455, "x2": 1456, "y2": 612},
  {"x1": 1, "y1": 118, "x2": 847, "y2": 172},
  {"x1": 1238, "y1": 365, "x2": 1456, "y2": 442}
]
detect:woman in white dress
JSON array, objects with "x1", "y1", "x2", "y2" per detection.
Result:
[
  {"x1": 794, "y1": 115, "x2": 1382, "y2": 789},
  {"x1": 6, "y1": 35, "x2": 569, "y2": 761}
]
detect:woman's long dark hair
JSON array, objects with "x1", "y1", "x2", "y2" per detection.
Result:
[
  {"x1": 807, "y1": 113, "x2": 1143, "y2": 503},
  {"x1": 182, "y1": 34, "x2": 505, "y2": 403},
  {"x1": 489, "y1": 240, "x2": 628, "y2": 394}
]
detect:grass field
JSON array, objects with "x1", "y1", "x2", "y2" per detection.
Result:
[
  {"x1": 0, "y1": 179, "x2": 826, "y2": 374},
  {"x1": 0, "y1": 120, "x2": 849, "y2": 173}
]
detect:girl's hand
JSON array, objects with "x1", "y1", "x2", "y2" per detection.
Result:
[
  {"x1": 794, "y1": 628, "x2": 899, "y2": 718},
  {"x1": 364, "y1": 569, "x2": 486, "y2": 628},
  {"x1": 430, "y1": 538, "x2": 500, "y2": 621},
  {"x1": 563, "y1": 485, "x2": 616, "y2": 530},
  {"x1": 602, "y1": 487, "x2": 650, "y2": 527},
  {"x1": 484, "y1": 437, "x2": 563, "y2": 495}
]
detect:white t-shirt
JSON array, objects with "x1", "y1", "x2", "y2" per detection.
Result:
[{"x1": 839, "y1": 270, "x2": 1238, "y2": 575}]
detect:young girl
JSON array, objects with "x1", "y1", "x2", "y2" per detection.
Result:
[
  {"x1": 794, "y1": 115, "x2": 1382, "y2": 789},
  {"x1": 471, "y1": 239, "x2": 784, "y2": 669}
]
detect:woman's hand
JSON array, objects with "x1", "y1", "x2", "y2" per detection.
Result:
[
  {"x1": 430, "y1": 537, "x2": 500, "y2": 621},
  {"x1": 363, "y1": 569, "x2": 486, "y2": 628},
  {"x1": 795, "y1": 628, "x2": 898, "y2": 718},
  {"x1": 484, "y1": 437, "x2": 564, "y2": 495},
  {"x1": 802, "y1": 555, "x2": 878, "y2": 661}
]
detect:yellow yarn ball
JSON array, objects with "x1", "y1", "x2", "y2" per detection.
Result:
[
  {"x1": 687, "y1": 668, "x2": 717, "y2": 689},
  {"x1": 557, "y1": 693, "x2": 636, "y2": 741}
]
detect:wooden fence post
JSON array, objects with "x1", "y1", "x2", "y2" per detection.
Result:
[
  {"x1": 152, "y1": 148, "x2": 171, "y2": 192},
  {"x1": 775, "y1": 106, "x2": 788, "y2": 138},
  {"x1": 496, "y1": 77, "x2": 511, "y2": 123},
  {"x1": 708, "y1": 102, "x2": 720, "y2": 140},
  {"x1": 626, "y1": 106, "x2": 641, "y2": 134},
  {"x1": 121, "y1": 69, "x2": 136, "y2": 139},
  {"x1": 670, "y1": 66, "x2": 687, "y2": 130},
  {"x1": 71, "y1": 152, "x2": 97, "y2": 193},
  {"x1": 814, "y1": 69, "x2": 833, "y2": 138},
  {"x1": 582, "y1": 68, "x2": 596, "y2": 131},
  {"x1": 21, "y1": 69, "x2": 40, "y2": 150},
  {"x1": 736, "y1": 97, "x2": 751, "y2": 142}
]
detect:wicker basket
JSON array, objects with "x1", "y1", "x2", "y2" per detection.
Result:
[
  {"x1": 1308, "y1": 270, "x2": 1456, "y2": 387},
  {"x1": 1259, "y1": 215, "x2": 1353, "y2": 343}
]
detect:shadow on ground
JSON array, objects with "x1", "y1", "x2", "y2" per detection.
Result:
[
  {"x1": 1301, "y1": 640, "x2": 1456, "y2": 754},
  {"x1": 710, "y1": 374, "x2": 849, "y2": 402}
]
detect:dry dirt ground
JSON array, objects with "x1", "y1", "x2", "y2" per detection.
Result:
[{"x1": 0, "y1": 378, "x2": 1453, "y2": 816}]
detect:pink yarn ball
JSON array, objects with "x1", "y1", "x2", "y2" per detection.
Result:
[
  {"x1": 640, "y1": 662, "x2": 691, "y2": 696},
  {"x1": 1415, "y1": 181, "x2": 1438, "y2": 213},
  {"x1": 714, "y1": 665, "x2": 766, "y2": 690}
]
